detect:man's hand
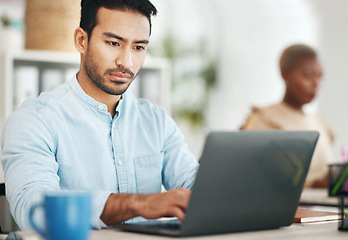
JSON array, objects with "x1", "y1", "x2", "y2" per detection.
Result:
[
  {"x1": 133, "y1": 188, "x2": 191, "y2": 221},
  {"x1": 100, "y1": 188, "x2": 191, "y2": 226}
]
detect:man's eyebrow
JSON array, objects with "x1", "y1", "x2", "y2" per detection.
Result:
[
  {"x1": 103, "y1": 32, "x2": 149, "y2": 44},
  {"x1": 103, "y1": 32, "x2": 124, "y2": 41},
  {"x1": 134, "y1": 39, "x2": 149, "y2": 44}
]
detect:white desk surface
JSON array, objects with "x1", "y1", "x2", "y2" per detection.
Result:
[{"x1": 16, "y1": 222, "x2": 348, "y2": 240}]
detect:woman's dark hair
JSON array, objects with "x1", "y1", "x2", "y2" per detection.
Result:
[
  {"x1": 80, "y1": 0, "x2": 157, "y2": 39},
  {"x1": 279, "y1": 44, "x2": 317, "y2": 74}
]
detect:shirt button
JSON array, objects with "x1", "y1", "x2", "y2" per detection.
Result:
[
  {"x1": 118, "y1": 160, "x2": 123, "y2": 166},
  {"x1": 98, "y1": 105, "x2": 104, "y2": 110}
]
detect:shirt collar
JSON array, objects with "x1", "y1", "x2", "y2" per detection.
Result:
[
  {"x1": 69, "y1": 75, "x2": 126, "y2": 115},
  {"x1": 115, "y1": 95, "x2": 124, "y2": 116}
]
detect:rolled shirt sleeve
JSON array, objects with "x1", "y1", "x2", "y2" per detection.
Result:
[{"x1": 1, "y1": 106, "x2": 111, "y2": 230}]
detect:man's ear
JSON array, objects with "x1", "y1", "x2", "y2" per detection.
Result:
[{"x1": 74, "y1": 27, "x2": 88, "y2": 54}]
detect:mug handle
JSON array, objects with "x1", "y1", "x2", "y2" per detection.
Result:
[{"x1": 29, "y1": 203, "x2": 47, "y2": 239}]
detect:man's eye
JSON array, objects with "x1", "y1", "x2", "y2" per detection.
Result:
[
  {"x1": 135, "y1": 46, "x2": 145, "y2": 51},
  {"x1": 106, "y1": 41, "x2": 119, "y2": 46}
]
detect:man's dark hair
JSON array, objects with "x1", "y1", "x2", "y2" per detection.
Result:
[{"x1": 80, "y1": 0, "x2": 157, "y2": 39}]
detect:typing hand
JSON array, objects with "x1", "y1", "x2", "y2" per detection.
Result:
[
  {"x1": 135, "y1": 188, "x2": 191, "y2": 221},
  {"x1": 100, "y1": 188, "x2": 191, "y2": 226}
]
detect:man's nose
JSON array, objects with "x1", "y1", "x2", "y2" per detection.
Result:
[{"x1": 116, "y1": 48, "x2": 133, "y2": 69}]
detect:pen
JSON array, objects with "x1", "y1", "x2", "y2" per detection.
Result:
[{"x1": 331, "y1": 165, "x2": 348, "y2": 195}]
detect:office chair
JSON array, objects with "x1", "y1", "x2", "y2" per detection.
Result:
[
  {"x1": 0, "y1": 183, "x2": 5, "y2": 234},
  {"x1": 0, "y1": 183, "x2": 20, "y2": 234},
  {"x1": 0, "y1": 183, "x2": 4, "y2": 195}
]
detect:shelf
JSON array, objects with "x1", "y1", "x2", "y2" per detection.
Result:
[
  {"x1": 5, "y1": 50, "x2": 80, "y2": 64},
  {"x1": 0, "y1": 49, "x2": 171, "y2": 132}
]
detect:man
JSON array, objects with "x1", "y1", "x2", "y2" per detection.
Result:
[{"x1": 1, "y1": 0, "x2": 199, "y2": 230}]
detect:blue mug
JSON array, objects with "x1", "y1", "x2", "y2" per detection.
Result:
[{"x1": 29, "y1": 192, "x2": 91, "y2": 240}]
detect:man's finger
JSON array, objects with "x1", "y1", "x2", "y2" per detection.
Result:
[{"x1": 167, "y1": 207, "x2": 185, "y2": 221}]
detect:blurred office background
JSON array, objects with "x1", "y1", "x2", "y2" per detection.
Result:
[
  {"x1": 151, "y1": 0, "x2": 348, "y2": 162},
  {"x1": 0, "y1": 0, "x2": 348, "y2": 177}
]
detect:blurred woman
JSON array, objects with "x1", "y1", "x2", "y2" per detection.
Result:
[{"x1": 241, "y1": 44, "x2": 334, "y2": 188}]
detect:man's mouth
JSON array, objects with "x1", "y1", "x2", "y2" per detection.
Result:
[{"x1": 108, "y1": 72, "x2": 131, "y2": 82}]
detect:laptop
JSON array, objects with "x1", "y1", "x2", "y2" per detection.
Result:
[{"x1": 114, "y1": 131, "x2": 319, "y2": 237}]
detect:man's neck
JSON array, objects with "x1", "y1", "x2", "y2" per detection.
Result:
[{"x1": 76, "y1": 71, "x2": 121, "y2": 118}]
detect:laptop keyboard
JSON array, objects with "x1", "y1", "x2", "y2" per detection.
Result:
[
  {"x1": 132, "y1": 219, "x2": 181, "y2": 230},
  {"x1": 158, "y1": 220, "x2": 181, "y2": 230}
]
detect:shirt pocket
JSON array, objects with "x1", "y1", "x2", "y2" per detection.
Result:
[{"x1": 134, "y1": 152, "x2": 164, "y2": 194}]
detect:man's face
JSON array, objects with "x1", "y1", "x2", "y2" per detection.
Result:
[
  {"x1": 84, "y1": 8, "x2": 150, "y2": 95},
  {"x1": 286, "y1": 56, "x2": 322, "y2": 105}
]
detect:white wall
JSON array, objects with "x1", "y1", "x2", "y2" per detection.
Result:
[
  {"x1": 153, "y1": 0, "x2": 348, "y2": 161},
  {"x1": 206, "y1": 0, "x2": 348, "y2": 161},
  {"x1": 309, "y1": 0, "x2": 348, "y2": 160},
  {"x1": 204, "y1": 0, "x2": 319, "y2": 130}
]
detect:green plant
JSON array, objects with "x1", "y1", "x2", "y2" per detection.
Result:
[
  {"x1": 1, "y1": 14, "x2": 10, "y2": 27},
  {"x1": 149, "y1": 35, "x2": 217, "y2": 129}
]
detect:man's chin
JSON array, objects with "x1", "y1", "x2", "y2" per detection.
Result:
[
  {"x1": 111, "y1": 80, "x2": 129, "y2": 85},
  {"x1": 102, "y1": 86, "x2": 130, "y2": 96}
]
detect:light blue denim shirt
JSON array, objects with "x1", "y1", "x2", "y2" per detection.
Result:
[{"x1": 1, "y1": 76, "x2": 199, "y2": 230}]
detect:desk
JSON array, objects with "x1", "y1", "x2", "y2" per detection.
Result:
[{"x1": 15, "y1": 222, "x2": 348, "y2": 240}]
